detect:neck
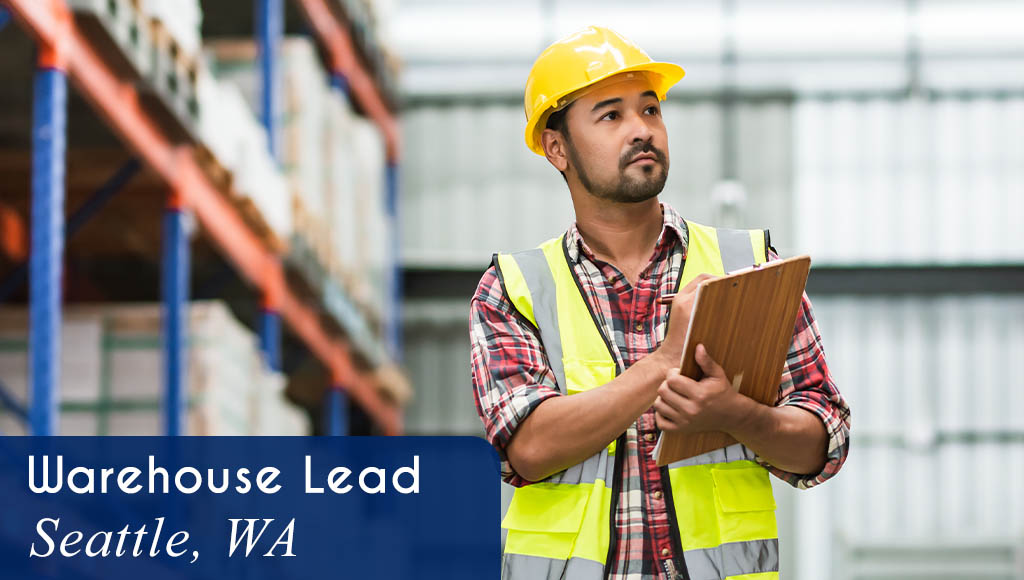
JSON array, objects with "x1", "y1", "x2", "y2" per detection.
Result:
[{"x1": 571, "y1": 195, "x2": 664, "y2": 273}]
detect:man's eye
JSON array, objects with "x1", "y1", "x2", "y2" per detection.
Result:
[
  {"x1": 645, "y1": 106, "x2": 660, "y2": 116},
  {"x1": 601, "y1": 111, "x2": 619, "y2": 121}
]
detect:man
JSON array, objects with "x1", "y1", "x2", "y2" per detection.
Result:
[{"x1": 470, "y1": 26, "x2": 850, "y2": 580}]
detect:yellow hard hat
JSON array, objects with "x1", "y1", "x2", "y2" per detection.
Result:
[{"x1": 523, "y1": 26, "x2": 686, "y2": 155}]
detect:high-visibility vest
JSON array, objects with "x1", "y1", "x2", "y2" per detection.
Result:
[{"x1": 494, "y1": 220, "x2": 780, "y2": 580}]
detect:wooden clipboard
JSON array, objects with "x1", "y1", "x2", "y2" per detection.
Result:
[{"x1": 653, "y1": 255, "x2": 812, "y2": 466}]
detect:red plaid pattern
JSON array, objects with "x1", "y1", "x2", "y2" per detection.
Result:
[{"x1": 470, "y1": 204, "x2": 850, "y2": 579}]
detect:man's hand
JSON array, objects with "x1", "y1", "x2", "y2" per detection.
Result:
[
  {"x1": 654, "y1": 344, "x2": 744, "y2": 433},
  {"x1": 653, "y1": 274, "x2": 717, "y2": 368}
]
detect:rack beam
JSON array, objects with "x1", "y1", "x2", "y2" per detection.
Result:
[
  {"x1": 5, "y1": 0, "x2": 401, "y2": 435},
  {"x1": 291, "y1": 0, "x2": 401, "y2": 162}
]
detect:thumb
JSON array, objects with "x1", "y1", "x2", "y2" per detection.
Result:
[{"x1": 695, "y1": 344, "x2": 726, "y2": 380}]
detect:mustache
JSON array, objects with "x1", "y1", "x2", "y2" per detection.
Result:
[{"x1": 620, "y1": 141, "x2": 666, "y2": 170}]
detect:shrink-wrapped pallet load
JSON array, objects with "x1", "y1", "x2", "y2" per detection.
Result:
[
  {"x1": 195, "y1": 69, "x2": 292, "y2": 243},
  {"x1": 351, "y1": 117, "x2": 390, "y2": 320},
  {"x1": 205, "y1": 38, "x2": 331, "y2": 225},
  {"x1": 0, "y1": 302, "x2": 307, "y2": 436}
]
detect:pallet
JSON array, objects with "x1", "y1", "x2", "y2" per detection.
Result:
[
  {"x1": 67, "y1": 0, "x2": 151, "y2": 80},
  {"x1": 192, "y1": 144, "x2": 234, "y2": 193},
  {"x1": 222, "y1": 188, "x2": 288, "y2": 256}
]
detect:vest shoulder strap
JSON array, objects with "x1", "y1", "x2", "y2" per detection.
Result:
[{"x1": 680, "y1": 220, "x2": 770, "y2": 289}]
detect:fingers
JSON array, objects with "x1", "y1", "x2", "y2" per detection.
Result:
[
  {"x1": 654, "y1": 392, "x2": 691, "y2": 431},
  {"x1": 661, "y1": 370, "x2": 696, "y2": 400},
  {"x1": 695, "y1": 344, "x2": 726, "y2": 380},
  {"x1": 654, "y1": 387, "x2": 698, "y2": 431},
  {"x1": 655, "y1": 409, "x2": 679, "y2": 431},
  {"x1": 656, "y1": 381, "x2": 684, "y2": 412}
]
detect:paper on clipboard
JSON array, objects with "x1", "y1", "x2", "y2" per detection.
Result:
[{"x1": 652, "y1": 255, "x2": 812, "y2": 465}]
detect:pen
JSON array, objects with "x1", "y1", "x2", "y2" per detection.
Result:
[{"x1": 658, "y1": 263, "x2": 762, "y2": 305}]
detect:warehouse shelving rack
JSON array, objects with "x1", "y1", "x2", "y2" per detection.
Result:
[{"x1": 1, "y1": 0, "x2": 403, "y2": 436}]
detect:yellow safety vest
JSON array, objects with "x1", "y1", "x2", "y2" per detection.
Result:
[{"x1": 494, "y1": 220, "x2": 780, "y2": 580}]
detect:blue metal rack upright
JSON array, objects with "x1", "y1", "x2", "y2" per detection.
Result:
[
  {"x1": 327, "y1": 386, "x2": 348, "y2": 436},
  {"x1": 256, "y1": 0, "x2": 283, "y2": 373},
  {"x1": 28, "y1": 51, "x2": 68, "y2": 437},
  {"x1": 162, "y1": 195, "x2": 190, "y2": 436},
  {"x1": 385, "y1": 161, "x2": 402, "y2": 362}
]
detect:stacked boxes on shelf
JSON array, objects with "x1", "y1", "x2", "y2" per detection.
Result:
[
  {"x1": 205, "y1": 37, "x2": 391, "y2": 328},
  {"x1": 66, "y1": 0, "x2": 292, "y2": 248},
  {"x1": 196, "y1": 65, "x2": 293, "y2": 245},
  {"x1": 350, "y1": 117, "x2": 391, "y2": 320},
  {"x1": 325, "y1": 88, "x2": 358, "y2": 285},
  {"x1": 67, "y1": 0, "x2": 203, "y2": 137},
  {"x1": 66, "y1": 0, "x2": 152, "y2": 79},
  {"x1": 139, "y1": 0, "x2": 203, "y2": 58},
  {"x1": 0, "y1": 302, "x2": 307, "y2": 436}
]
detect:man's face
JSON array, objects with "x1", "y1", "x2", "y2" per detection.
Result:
[{"x1": 559, "y1": 75, "x2": 670, "y2": 203}]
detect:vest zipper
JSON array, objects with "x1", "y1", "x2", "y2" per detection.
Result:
[
  {"x1": 660, "y1": 467, "x2": 691, "y2": 580},
  {"x1": 661, "y1": 232, "x2": 691, "y2": 579},
  {"x1": 603, "y1": 431, "x2": 627, "y2": 575}
]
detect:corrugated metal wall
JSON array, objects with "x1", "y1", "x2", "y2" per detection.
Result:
[
  {"x1": 403, "y1": 300, "x2": 482, "y2": 436},
  {"x1": 400, "y1": 100, "x2": 794, "y2": 268},
  {"x1": 784, "y1": 294, "x2": 1024, "y2": 579},
  {"x1": 794, "y1": 96, "x2": 1024, "y2": 264}
]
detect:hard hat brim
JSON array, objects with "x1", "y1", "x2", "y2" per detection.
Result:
[{"x1": 525, "y1": 61, "x2": 686, "y2": 156}]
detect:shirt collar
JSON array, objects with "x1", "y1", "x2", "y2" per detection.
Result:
[{"x1": 565, "y1": 202, "x2": 689, "y2": 263}]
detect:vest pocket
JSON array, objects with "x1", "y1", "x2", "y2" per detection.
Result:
[
  {"x1": 502, "y1": 483, "x2": 589, "y2": 560},
  {"x1": 711, "y1": 466, "x2": 776, "y2": 513},
  {"x1": 710, "y1": 465, "x2": 779, "y2": 545}
]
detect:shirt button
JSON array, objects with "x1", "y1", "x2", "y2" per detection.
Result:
[
  {"x1": 661, "y1": 547, "x2": 670, "y2": 557},
  {"x1": 606, "y1": 274, "x2": 616, "y2": 283},
  {"x1": 644, "y1": 433, "x2": 655, "y2": 442},
  {"x1": 653, "y1": 490, "x2": 663, "y2": 500},
  {"x1": 634, "y1": 323, "x2": 643, "y2": 332}
]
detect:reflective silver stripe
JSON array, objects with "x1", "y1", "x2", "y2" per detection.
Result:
[
  {"x1": 511, "y1": 248, "x2": 568, "y2": 395},
  {"x1": 502, "y1": 553, "x2": 605, "y2": 580},
  {"x1": 682, "y1": 538, "x2": 779, "y2": 580},
  {"x1": 547, "y1": 442, "x2": 615, "y2": 485},
  {"x1": 502, "y1": 552, "x2": 564, "y2": 580},
  {"x1": 510, "y1": 246, "x2": 615, "y2": 488},
  {"x1": 666, "y1": 443, "x2": 757, "y2": 469},
  {"x1": 716, "y1": 228, "x2": 755, "y2": 274}
]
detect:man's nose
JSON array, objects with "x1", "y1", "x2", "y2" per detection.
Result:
[{"x1": 626, "y1": 110, "x2": 654, "y2": 144}]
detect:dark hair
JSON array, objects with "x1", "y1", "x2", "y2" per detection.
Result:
[
  {"x1": 544, "y1": 104, "x2": 572, "y2": 182},
  {"x1": 545, "y1": 103, "x2": 571, "y2": 136}
]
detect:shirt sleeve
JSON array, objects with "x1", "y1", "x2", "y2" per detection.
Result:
[
  {"x1": 470, "y1": 266, "x2": 562, "y2": 486},
  {"x1": 757, "y1": 253, "x2": 852, "y2": 489}
]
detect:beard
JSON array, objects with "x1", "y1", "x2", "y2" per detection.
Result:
[{"x1": 567, "y1": 139, "x2": 669, "y2": 203}]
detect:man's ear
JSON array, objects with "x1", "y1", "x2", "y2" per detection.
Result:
[{"x1": 542, "y1": 129, "x2": 569, "y2": 173}]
